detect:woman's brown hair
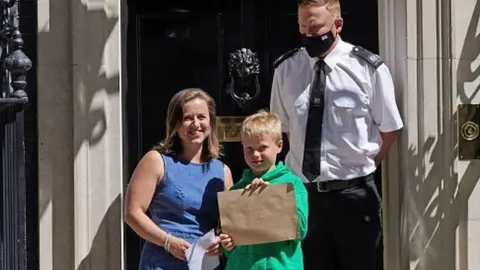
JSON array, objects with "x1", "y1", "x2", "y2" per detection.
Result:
[{"x1": 153, "y1": 88, "x2": 221, "y2": 160}]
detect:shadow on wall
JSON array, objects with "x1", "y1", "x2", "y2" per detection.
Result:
[
  {"x1": 457, "y1": 3, "x2": 480, "y2": 104},
  {"x1": 408, "y1": 1, "x2": 480, "y2": 270},
  {"x1": 37, "y1": 1, "x2": 120, "y2": 269},
  {"x1": 77, "y1": 195, "x2": 123, "y2": 270}
]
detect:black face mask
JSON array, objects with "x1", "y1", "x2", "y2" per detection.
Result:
[{"x1": 301, "y1": 30, "x2": 336, "y2": 58}]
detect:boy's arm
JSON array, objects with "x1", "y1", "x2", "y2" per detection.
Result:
[
  {"x1": 293, "y1": 179, "x2": 309, "y2": 241},
  {"x1": 222, "y1": 245, "x2": 236, "y2": 257},
  {"x1": 220, "y1": 233, "x2": 236, "y2": 257}
]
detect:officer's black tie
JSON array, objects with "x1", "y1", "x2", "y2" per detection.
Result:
[{"x1": 302, "y1": 60, "x2": 326, "y2": 182}]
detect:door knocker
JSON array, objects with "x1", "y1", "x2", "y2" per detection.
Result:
[{"x1": 226, "y1": 48, "x2": 261, "y2": 108}]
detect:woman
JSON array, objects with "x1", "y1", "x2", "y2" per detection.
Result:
[{"x1": 125, "y1": 88, "x2": 233, "y2": 270}]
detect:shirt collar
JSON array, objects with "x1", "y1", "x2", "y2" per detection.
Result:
[{"x1": 308, "y1": 37, "x2": 346, "y2": 70}]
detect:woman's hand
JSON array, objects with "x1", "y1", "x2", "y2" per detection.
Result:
[
  {"x1": 205, "y1": 236, "x2": 221, "y2": 256},
  {"x1": 167, "y1": 235, "x2": 191, "y2": 261},
  {"x1": 219, "y1": 233, "x2": 236, "y2": 251},
  {"x1": 245, "y1": 178, "x2": 269, "y2": 192}
]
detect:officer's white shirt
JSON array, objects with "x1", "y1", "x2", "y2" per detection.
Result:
[{"x1": 270, "y1": 38, "x2": 403, "y2": 183}]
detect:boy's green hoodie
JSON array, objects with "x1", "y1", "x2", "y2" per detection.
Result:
[{"x1": 224, "y1": 162, "x2": 308, "y2": 270}]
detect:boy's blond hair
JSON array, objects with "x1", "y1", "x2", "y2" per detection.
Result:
[{"x1": 241, "y1": 110, "x2": 282, "y2": 142}]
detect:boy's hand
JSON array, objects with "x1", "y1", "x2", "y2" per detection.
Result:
[
  {"x1": 205, "y1": 236, "x2": 221, "y2": 256},
  {"x1": 219, "y1": 233, "x2": 236, "y2": 251},
  {"x1": 245, "y1": 178, "x2": 269, "y2": 191}
]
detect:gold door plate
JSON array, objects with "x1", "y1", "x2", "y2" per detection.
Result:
[
  {"x1": 458, "y1": 104, "x2": 480, "y2": 160},
  {"x1": 216, "y1": 116, "x2": 246, "y2": 142}
]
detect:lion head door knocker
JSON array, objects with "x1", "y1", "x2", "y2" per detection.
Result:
[{"x1": 226, "y1": 48, "x2": 261, "y2": 108}]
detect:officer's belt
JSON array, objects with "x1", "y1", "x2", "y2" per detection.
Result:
[{"x1": 304, "y1": 173, "x2": 374, "y2": 192}]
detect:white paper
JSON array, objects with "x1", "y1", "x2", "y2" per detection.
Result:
[{"x1": 186, "y1": 229, "x2": 220, "y2": 270}]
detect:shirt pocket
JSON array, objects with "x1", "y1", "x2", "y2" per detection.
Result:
[
  {"x1": 291, "y1": 91, "x2": 309, "y2": 116},
  {"x1": 331, "y1": 91, "x2": 369, "y2": 131}
]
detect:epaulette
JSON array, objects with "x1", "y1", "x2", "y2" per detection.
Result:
[
  {"x1": 351, "y1": 46, "x2": 383, "y2": 69},
  {"x1": 273, "y1": 47, "x2": 301, "y2": 69}
]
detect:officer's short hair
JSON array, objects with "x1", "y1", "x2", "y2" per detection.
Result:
[
  {"x1": 298, "y1": 0, "x2": 341, "y2": 16},
  {"x1": 241, "y1": 110, "x2": 282, "y2": 142}
]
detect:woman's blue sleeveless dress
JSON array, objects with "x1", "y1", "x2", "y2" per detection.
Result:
[{"x1": 138, "y1": 154, "x2": 225, "y2": 270}]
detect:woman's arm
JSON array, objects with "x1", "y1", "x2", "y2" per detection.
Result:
[
  {"x1": 217, "y1": 164, "x2": 233, "y2": 231},
  {"x1": 124, "y1": 150, "x2": 168, "y2": 247},
  {"x1": 224, "y1": 164, "x2": 234, "y2": 191}
]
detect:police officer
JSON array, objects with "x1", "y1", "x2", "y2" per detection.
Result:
[{"x1": 270, "y1": 1, "x2": 403, "y2": 270}]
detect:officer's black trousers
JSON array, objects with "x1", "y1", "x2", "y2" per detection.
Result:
[{"x1": 302, "y1": 178, "x2": 382, "y2": 270}]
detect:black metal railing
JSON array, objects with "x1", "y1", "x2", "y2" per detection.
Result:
[{"x1": 0, "y1": 0, "x2": 32, "y2": 269}]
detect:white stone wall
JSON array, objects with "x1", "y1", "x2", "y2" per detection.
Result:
[
  {"x1": 37, "y1": 0, "x2": 124, "y2": 269},
  {"x1": 455, "y1": 0, "x2": 480, "y2": 269},
  {"x1": 380, "y1": 0, "x2": 480, "y2": 269}
]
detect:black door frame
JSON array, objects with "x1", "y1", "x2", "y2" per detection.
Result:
[{"x1": 124, "y1": 1, "x2": 381, "y2": 269}]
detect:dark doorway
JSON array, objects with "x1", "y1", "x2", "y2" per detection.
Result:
[{"x1": 125, "y1": 1, "x2": 380, "y2": 269}]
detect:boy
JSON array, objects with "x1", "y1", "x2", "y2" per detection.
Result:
[{"x1": 219, "y1": 110, "x2": 309, "y2": 270}]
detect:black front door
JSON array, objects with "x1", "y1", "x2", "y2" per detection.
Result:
[{"x1": 126, "y1": 1, "x2": 380, "y2": 269}]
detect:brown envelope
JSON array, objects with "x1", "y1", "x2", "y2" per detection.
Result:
[{"x1": 217, "y1": 183, "x2": 299, "y2": 245}]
